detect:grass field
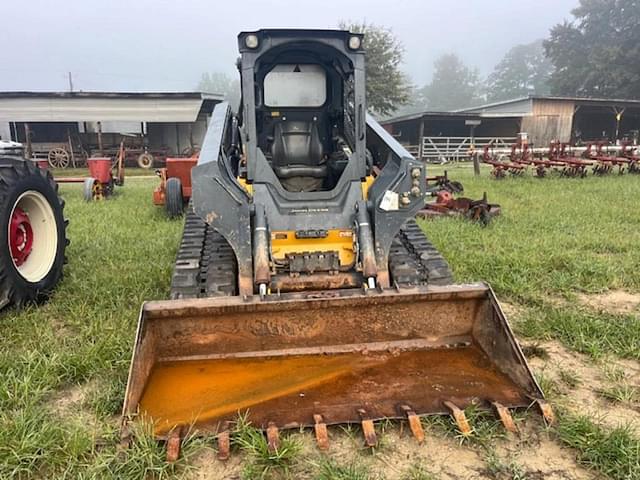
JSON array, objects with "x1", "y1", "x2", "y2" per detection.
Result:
[
  {"x1": 50, "y1": 167, "x2": 156, "y2": 178},
  {"x1": 0, "y1": 168, "x2": 639, "y2": 479}
]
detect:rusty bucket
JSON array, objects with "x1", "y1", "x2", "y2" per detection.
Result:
[{"x1": 122, "y1": 283, "x2": 543, "y2": 441}]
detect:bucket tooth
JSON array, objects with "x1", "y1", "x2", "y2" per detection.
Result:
[
  {"x1": 266, "y1": 422, "x2": 280, "y2": 452},
  {"x1": 217, "y1": 428, "x2": 230, "y2": 461},
  {"x1": 491, "y1": 401, "x2": 518, "y2": 433},
  {"x1": 444, "y1": 401, "x2": 472, "y2": 436},
  {"x1": 119, "y1": 423, "x2": 132, "y2": 451},
  {"x1": 166, "y1": 429, "x2": 181, "y2": 463},
  {"x1": 358, "y1": 408, "x2": 378, "y2": 447},
  {"x1": 400, "y1": 405, "x2": 425, "y2": 443},
  {"x1": 313, "y1": 414, "x2": 329, "y2": 451},
  {"x1": 357, "y1": 409, "x2": 378, "y2": 447},
  {"x1": 535, "y1": 399, "x2": 555, "y2": 425}
]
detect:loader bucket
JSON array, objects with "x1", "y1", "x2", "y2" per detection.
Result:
[{"x1": 122, "y1": 283, "x2": 543, "y2": 439}]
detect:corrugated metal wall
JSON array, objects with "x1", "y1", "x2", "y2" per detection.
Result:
[{"x1": 0, "y1": 97, "x2": 204, "y2": 122}]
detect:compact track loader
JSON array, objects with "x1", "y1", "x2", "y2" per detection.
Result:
[{"x1": 122, "y1": 30, "x2": 548, "y2": 458}]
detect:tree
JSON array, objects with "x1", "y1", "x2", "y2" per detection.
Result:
[
  {"x1": 197, "y1": 72, "x2": 241, "y2": 110},
  {"x1": 339, "y1": 21, "x2": 412, "y2": 116},
  {"x1": 544, "y1": 0, "x2": 640, "y2": 98},
  {"x1": 420, "y1": 54, "x2": 482, "y2": 111},
  {"x1": 486, "y1": 40, "x2": 552, "y2": 102}
]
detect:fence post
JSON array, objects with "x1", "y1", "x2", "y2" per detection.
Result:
[{"x1": 473, "y1": 152, "x2": 480, "y2": 176}]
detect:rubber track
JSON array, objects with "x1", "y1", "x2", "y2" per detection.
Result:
[
  {"x1": 169, "y1": 209, "x2": 237, "y2": 299},
  {"x1": 389, "y1": 219, "x2": 454, "y2": 286},
  {"x1": 170, "y1": 215, "x2": 452, "y2": 298}
]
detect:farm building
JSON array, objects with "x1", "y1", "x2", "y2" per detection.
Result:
[
  {"x1": 0, "y1": 91, "x2": 223, "y2": 168},
  {"x1": 382, "y1": 95, "x2": 640, "y2": 161}
]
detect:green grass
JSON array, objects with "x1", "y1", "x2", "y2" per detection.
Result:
[
  {"x1": 51, "y1": 167, "x2": 155, "y2": 178},
  {"x1": 422, "y1": 166, "x2": 640, "y2": 360},
  {"x1": 313, "y1": 458, "x2": 373, "y2": 480},
  {"x1": 231, "y1": 414, "x2": 302, "y2": 479},
  {"x1": 555, "y1": 412, "x2": 640, "y2": 480},
  {"x1": 0, "y1": 168, "x2": 639, "y2": 477}
]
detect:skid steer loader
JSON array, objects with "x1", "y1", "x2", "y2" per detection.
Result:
[{"x1": 122, "y1": 29, "x2": 549, "y2": 459}]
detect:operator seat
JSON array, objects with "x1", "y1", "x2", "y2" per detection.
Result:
[{"x1": 271, "y1": 120, "x2": 327, "y2": 191}]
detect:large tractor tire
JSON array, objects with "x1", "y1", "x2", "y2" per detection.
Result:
[
  {"x1": 165, "y1": 177, "x2": 184, "y2": 218},
  {"x1": 0, "y1": 157, "x2": 68, "y2": 309}
]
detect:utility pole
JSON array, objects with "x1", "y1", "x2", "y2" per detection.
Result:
[{"x1": 68, "y1": 72, "x2": 74, "y2": 92}]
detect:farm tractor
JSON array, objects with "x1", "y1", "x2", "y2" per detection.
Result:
[
  {"x1": 152, "y1": 155, "x2": 198, "y2": 217},
  {"x1": 121, "y1": 30, "x2": 549, "y2": 461},
  {"x1": 0, "y1": 151, "x2": 68, "y2": 309}
]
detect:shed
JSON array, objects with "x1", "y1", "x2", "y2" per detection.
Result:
[{"x1": 0, "y1": 91, "x2": 224, "y2": 166}]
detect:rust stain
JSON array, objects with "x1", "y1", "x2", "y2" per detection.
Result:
[
  {"x1": 139, "y1": 347, "x2": 528, "y2": 436},
  {"x1": 205, "y1": 211, "x2": 219, "y2": 224}
]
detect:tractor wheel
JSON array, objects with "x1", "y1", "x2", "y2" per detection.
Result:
[
  {"x1": 165, "y1": 177, "x2": 184, "y2": 217},
  {"x1": 137, "y1": 153, "x2": 154, "y2": 169},
  {"x1": 0, "y1": 157, "x2": 68, "y2": 309}
]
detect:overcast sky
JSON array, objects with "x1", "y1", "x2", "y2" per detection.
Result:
[{"x1": 0, "y1": 0, "x2": 578, "y2": 93}]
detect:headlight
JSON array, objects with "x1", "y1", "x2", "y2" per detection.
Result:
[
  {"x1": 245, "y1": 34, "x2": 259, "y2": 49},
  {"x1": 348, "y1": 35, "x2": 361, "y2": 50}
]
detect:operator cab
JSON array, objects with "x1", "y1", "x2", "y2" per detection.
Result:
[{"x1": 251, "y1": 39, "x2": 358, "y2": 192}]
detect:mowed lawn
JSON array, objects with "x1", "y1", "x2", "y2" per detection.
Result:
[{"x1": 0, "y1": 168, "x2": 639, "y2": 479}]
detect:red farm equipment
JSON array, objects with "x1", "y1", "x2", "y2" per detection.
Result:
[
  {"x1": 585, "y1": 142, "x2": 632, "y2": 175},
  {"x1": 621, "y1": 141, "x2": 640, "y2": 174},
  {"x1": 510, "y1": 140, "x2": 565, "y2": 178},
  {"x1": 482, "y1": 142, "x2": 527, "y2": 178},
  {"x1": 417, "y1": 172, "x2": 501, "y2": 225},
  {"x1": 53, "y1": 140, "x2": 125, "y2": 201},
  {"x1": 548, "y1": 142, "x2": 592, "y2": 177},
  {"x1": 153, "y1": 155, "x2": 198, "y2": 217},
  {"x1": 584, "y1": 142, "x2": 627, "y2": 175}
]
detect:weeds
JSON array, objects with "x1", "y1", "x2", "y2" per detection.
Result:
[
  {"x1": 558, "y1": 368, "x2": 581, "y2": 389},
  {"x1": 601, "y1": 364, "x2": 627, "y2": 383},
  {"x1": 518, "y1": 306, "x2": 640, "y2": 360},
  {"x1": 484, "y1": 451, "x2": 528, "y2": 480},
  {"x1": 231, "y1": 414, "x2": 301, "y2": 479},
  {"x1": 401, "y1": 463, "x2": 438, "y2": 480},
  {"x1": 555, "y1": 411, "x2": 640, "y2": 480},
  {"x1": 313, "y1": 457, "x2": 372, "y2": 480},
  {"x1": 598, "y1": 384, "x2": 639, "y2": 405}
]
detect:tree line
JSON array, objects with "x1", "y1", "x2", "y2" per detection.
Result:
[{"x1": 198, "y1": 0, "x2": 640, "y2": 117}]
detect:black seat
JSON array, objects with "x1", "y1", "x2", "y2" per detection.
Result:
[{"x1": 271, "y1": 120, "x2": 327, "y2": 179}]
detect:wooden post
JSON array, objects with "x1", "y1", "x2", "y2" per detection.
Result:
[
  {"x1": 67, "y1": 131, "x2": 76, "y2": 168},
  {"x1": 417, "y1": 117, "x2": 425, "y2": 160},
  {"x1": 471, "y1": 125, "x2": 480, "y2": 176},
  {"x1": 97, "y1": 121, "x2": 103, "y2": 155},
  {"x1": 24, "y1": 123, "x2": 32, "y2": 159}
]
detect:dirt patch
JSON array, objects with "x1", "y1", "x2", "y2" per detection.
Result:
[
  {"x1": 47, "y1": 380, "x2": 103, "y2": 433},
  {"x1": 185, "y1": 446, "x2": 241, "y2": 480},
  {"x1": 577, "y1": 290, "x2": 640, "y2": 315},
  {"x1": 499, "y1": 301, "x2": 524, "y2": 320},
  {"x1": 527, "y1": 341, "x2": 640, "y2": 431},
  {"x1": 48, "y1": 380, "x2": 95, "y2": 417},
  {"x1": 184, "y1": 423, "x2": 596, "y2": 480}
]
